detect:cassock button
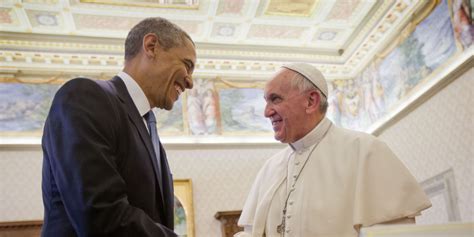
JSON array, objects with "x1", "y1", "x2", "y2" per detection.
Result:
[
  {"x1": 287, "y1": 215, "x2": 291, "y2": 219},
  {"x1": 295, "y1": 161, "x2": 300, "y2": 165},
  {"x1": 289, "y1": 201, "x2": 294, "y2": 205}
]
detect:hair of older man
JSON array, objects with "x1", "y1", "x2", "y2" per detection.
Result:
[
  {"x1": 290, "y1": 72, "x2": 328, "y2": 114},
  {"x1": 124, "y1": 17, "x2": 194, "y2": 61}
]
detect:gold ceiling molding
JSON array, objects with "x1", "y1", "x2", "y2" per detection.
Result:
[
  {"x1": 0, "y1": 51, "x2": 124, "y2": 67},
  {"x1": 412, "y1": 0, "x2": 440, "y2": 25},
  {"x1": 79, "y1": 0, "x2": 199, "y2": 9},
  {"x1": 0, "y1": 39, "x2": 124, "y2": 53},
  {"x1": 342, "y1": 0, "x2": 394, "y2": 66},
  {"x1": 0, "y1": 36, "x2": 345, "y2": 63},
  {"x1": 0, "y1": 49, "x2": 350, "y2": 79},
  {"x1": 0, "y1": 69, "x2": 116, "y2": 84},
  {"x1": 215, "y1": 76, "x2": 265, "y2": 89},
  {"x1": 375, "y1": 0, "x2": 440, "y2": 59},
  {"x1": 346, "y1": 0, "x2": 406, "y2": 68},
  {"x1": 347, "y1": 0, "x2": 427, "y2": 74},
  {"x1": 0, "y1": 73, "x2": 64, "y2": 84}
]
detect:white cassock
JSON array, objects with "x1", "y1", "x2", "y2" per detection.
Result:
[{"x1": 237, "y1": 118, "x2": 431, "y2": 237}]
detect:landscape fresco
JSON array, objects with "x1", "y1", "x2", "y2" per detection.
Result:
[
  {"x1": 155, "y1": 98, "x2": 185, "y2": 135},
  {"x1": 218, "y1": 88, "x2": 272, "y2": 134},
  {"x1": 0, "y1": 83, "x2": 59, "y2": 133},
  {"x1": 327, "y1": 0, "x2": 458, "y2": 132}
]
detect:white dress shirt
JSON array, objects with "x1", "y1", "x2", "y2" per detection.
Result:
[{"x1": 118, "y1": 71, "x2": 152, "y2": 131}]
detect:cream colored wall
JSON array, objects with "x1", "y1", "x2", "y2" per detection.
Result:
[
  {"x1": 378, "y1": 67, "x2": 474, "y2": 224},
  {"x1": 0, "y1": 68, "x2": 472, "y2": 236},
  {"x1": 0, "y1": 143, "x2": 283, "y2": 237},
  {"x1": 166, "y1": 144, "x2": 283, "y2": 236}
]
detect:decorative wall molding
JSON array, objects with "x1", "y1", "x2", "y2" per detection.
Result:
[{"x1": 420, "y1": 169, "x2": 461, "y2": 222}]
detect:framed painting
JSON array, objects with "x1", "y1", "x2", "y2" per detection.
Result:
[{"x1": 173, "y1": 179, "x2": 195, "y2": 237}]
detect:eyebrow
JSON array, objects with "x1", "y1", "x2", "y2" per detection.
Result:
[{"x1": 264, "y1": 93, "x2": 278, "y2": 100}]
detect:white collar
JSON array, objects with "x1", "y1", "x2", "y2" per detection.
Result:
[
  {"x1": 118, "y1": 71, "x2": 150, "y2": 117},
  {"x1": 290, "y1": 117, "x2": 332, "y2": 152}
]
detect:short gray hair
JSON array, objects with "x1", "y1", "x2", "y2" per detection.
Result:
[
  {"x1": 124, "y1": 17, "x2": 194, "y2": 60},
  {"x1": 290, "y1": 71, "x2": 328, "y2": 114}
]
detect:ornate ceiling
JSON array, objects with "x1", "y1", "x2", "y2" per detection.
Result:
[{"x1": 0, "y1": 0, "x2": 431, "y2": 81}]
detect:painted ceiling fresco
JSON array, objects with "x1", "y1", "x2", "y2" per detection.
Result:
[{"x1": 0, "y1": 0, "x2": 430, "y2": 79}]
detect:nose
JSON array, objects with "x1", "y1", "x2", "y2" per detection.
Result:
[
  {"x1": 184, "y1": 75, "x2": 193, "y2": 89},
  {"x1": 264, "y1": 102, "x2": 274, "y2": 118}
]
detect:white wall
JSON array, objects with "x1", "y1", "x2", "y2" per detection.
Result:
[
  {"x1": 0, "y1": 68, "x2": 472, "y2": 236},
  {"x1": 378, "y1": 67, "x2": 474, "y2": 224},
  {"x1": 0, "y1": 143, "x2": 283, "y2": 237},
  {"x1": 166, "y1": 144, "x2": 283, "y2": 236}
]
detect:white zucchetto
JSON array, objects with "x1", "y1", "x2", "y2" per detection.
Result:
[{"x1": 282, "y1": 63, "x2": 328, "y2": 97}]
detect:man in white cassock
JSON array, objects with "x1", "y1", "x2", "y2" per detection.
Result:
[{"x1": 236, "y1": 63, "x2": 431, "y2": 237}]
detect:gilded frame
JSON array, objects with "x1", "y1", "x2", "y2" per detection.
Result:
[{"x1": 173, "y1": 179, "x2": 195, "y2": 237}]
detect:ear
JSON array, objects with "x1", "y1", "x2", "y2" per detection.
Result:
[
  {"x1": 143, "y1": 33, "x2": 160, "y2": 58},
  {"x1": 305, "y1": 90, "x2": 320, "y2": 114}
]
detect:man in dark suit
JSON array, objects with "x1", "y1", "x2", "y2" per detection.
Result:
[{"x1": 41, "y1": 17, "x2": 195, "y2": 236}]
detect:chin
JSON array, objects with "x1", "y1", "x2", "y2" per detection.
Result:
[
  {"x1": 161, "y1": 98, "x2": 174, "y2": 110},
  {"x1": 164, "y1": 104, "x2": 173, "y2": 110},
  {"x1": 274, "y1": 135, "x2": 284, "y2": 143}
]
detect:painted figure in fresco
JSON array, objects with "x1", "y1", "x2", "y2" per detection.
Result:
[
  {"x1": 340, "y1": 79, "x2": 366, "y2": 130},
  {"x1": 203, "y1": 88, "x2": 218, "y2": 133},
  {"x1": 187, "y1": 86, "x2": 207, "y2": 134},
  {"x1": 237, "y1": 63, "x2": 431, "y2": 237},
  {"x1": 325, "y1": 80, "x2": 342, "y2": 125},
  {"x1": 361, "y1": 62, "x2": 386, "y2": 124},
  {"x1": 186, "y1": 78, "x2": 217, "y2": 135},
  {"x1": 453, "y1": 0, "x2": 474, "y2": 49},
  {"x1": 41, "y1": 17, "x2": 196, "y2": 236}
]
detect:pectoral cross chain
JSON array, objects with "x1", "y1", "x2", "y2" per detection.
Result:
[{"x1": 276, "y1": 208, "x2": 286, "y2": 235}]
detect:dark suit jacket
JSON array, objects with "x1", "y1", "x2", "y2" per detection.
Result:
[{"x1": 41, "y1": 77, "x2": 176, "y2": 237}]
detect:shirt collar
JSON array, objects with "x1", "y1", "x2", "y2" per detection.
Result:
[
  {"x1": 290, "y1": 117, "x2": 332, "y2": 152},
  {"x1": 118, "y1": 71, "x2": 150, "y2": 117}
]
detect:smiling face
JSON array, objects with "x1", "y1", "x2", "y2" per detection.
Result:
[
  {"x1": 264, "y1": 69, "x2": 313, "y2": 143},
  {"x1": 147, "y1": 37, "x2": 196, "y2": 110}
]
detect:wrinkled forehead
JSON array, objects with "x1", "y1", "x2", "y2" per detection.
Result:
[
  {"x1": 265, "y1": 69, "x2": 293, "y2": 88},
  {"x1": 264, "y1": 69, "x2": 295, "y2": 94}
]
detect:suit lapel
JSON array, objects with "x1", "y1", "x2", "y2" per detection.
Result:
[
  {"x1": 159, "y1": 143, "x2": 174, "y2": 228},
  {"x1": 110, "y1": 77, "x2": 166, "y2": 208}
]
